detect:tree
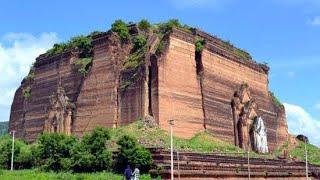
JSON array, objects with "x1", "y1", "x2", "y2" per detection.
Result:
[
  {"x1": 0, "y1": 136, "x2": 32, "y2": 169},
  {"x1": 115, "y1": 135, "x2": 153, "y2": 173},
  {"x1": 71, "y1": 127, "x2": 112, "y2": 172},
  {"x1": 133, "y1": 35, "x2": 147, "y2": 51},
  {"x1": 111, "y1": 19, "x2": 130, "y2": 41},
  {"x1": 36, "y1": 133, "x2": 76, "y2": 171},
  {"x1": 138, "y1": 19, "x2": 152, "y2": 32}
]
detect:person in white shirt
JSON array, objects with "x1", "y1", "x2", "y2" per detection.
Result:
[{"x1": 132, "y1": 167, "x2": 140, "y2": 180}]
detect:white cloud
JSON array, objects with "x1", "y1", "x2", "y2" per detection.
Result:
[
  {"x1": 0, "y1": 32, "x2": 59, "y2": 122},
  {"x1": 308, "y1": 16, "x2": 320, "y2": 26},
  {"x1": 170, "y1": 0, "x2": 227, "y2": 9},
  {"x1": 314, "y1": 103, "x2": 320, "y2": 110},
  {"x1": 284, "y1": 103, "x2": 320, "y2": 147}
]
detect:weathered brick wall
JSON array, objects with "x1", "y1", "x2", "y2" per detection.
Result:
[
  {"x1": 200, "y1": 39, "x2": 287, "y2": 152},
  {"x1": 73, "y1": 33, "x2": 131, "y2": 137},
  {"x1": 156, "y1": 33, "x2": 204, "y2": 139},
  {"x1": 9, "y1": 50, "x2": 83, "y2": 142},
  {"x1": 162, "y1": 27, "x2": 288, "y2": 151},
  {"x1": 118, "y1": 79, "x2": 146, "y2": 126}
]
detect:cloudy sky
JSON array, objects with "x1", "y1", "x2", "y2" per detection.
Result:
[{"x1": 0, "y1": 0, "x2": 319, "y2": 146}]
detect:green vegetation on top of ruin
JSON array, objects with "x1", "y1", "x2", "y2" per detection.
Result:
[
  {"x1": 122, "y1": 47, "x2": 146, "y2": 71},
  {"x1": 221, "y1": 40, "x2": 252, "y2": 60},
  {"x1": 269, "y1": 91, "x2": 283, "y2": 107},
  {"x1": 138, "y1": 19, "x2": 152, "y2": 32},
  {"x1": 39, "y1": 18, "x2": 267, "y2": 86},
  {"x1": 195, "y1": 38, "x2": 205, "y2": 53},
  {"x1": 154, "y1": 19, "x2": 193, "y2": 55},
  {"x1": 111, "y1": 20, "x2": 130, "y2": 41},
  {"x1": 43, "y1": 18, "x2": 258, "y2": 67},
  {"x1": 45, "y1": 32, "x2": 97, "y2": 58},
  {"x1": 120, "y1": 34, "x2": 148, "y2": 89},
  {"x1": 73, "y1": 57, "x2": 93, "y2": 76}
]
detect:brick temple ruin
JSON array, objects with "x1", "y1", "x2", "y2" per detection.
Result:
[{"x1": 9, "y1": 25, "x2": 288, "y2": 153}]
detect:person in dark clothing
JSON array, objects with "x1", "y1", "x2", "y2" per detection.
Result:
[{"x1": 124, "y1": 165, "x2": 132, "y2": 180}]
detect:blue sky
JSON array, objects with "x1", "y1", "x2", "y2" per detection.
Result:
[{"x1": 0, "y1": 0, "x2": 319, "y2": 146}]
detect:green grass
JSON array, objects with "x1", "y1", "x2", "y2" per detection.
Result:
[
  {"x1": 0, "y1": 169, "x2": 155, "y2": 180},
  {"x1": 109, "y1": 121, "x2": 320, "y2": 162},
  {"x1": 273, "y1": 140, "x2": 320, "y2": 165},
  {"x1": 110, "y1": 121, "x2": 251, "y2": 155},
  {"x1": 289, "y1": 141, "x2": 320, "y2": 165}
]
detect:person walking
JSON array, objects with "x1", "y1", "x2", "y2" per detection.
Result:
[
  {"x1": 124, "y1": 165, "x2": 132, "y2": 180},
  {"x1": 132, "y1": 166, "x2": 140, "y2": 180}
]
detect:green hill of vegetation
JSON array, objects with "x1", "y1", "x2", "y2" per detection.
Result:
[
  {"x1": 110, "y1": 120, "x2": 320, "y2": 164},
  {"x1": 273, "y1": 139, "x2": 320, "y2": 165},
  {"x1": 0, "y1": 121, "x2": 8, "y2": 136},
  {"x1": 109, "y1": 120, "x2": 244, "y2": 153}
]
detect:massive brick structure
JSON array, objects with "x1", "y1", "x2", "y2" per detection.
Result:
[{"x1": 9, "y1": 25, "x2": 288, "y2": 152}]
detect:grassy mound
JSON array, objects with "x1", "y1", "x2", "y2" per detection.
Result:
[
  {"x1": 109, "y1": 121, "x2": 320, "y2": 162},
  {"x1": 109, "y1": 121, "x2": 254, "y2": 156},
  {"x1": 273, "y1": 139, "x2": 320, "y2": 165},
  {"x1": 109, "y1": 120, "x2": 241, "y2": 153}
]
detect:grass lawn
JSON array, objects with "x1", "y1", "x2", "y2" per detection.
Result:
[{"x1": 0, "y1": 169, "x2": 155, "y2": 180}]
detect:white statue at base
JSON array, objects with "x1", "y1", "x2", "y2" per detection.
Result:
[{"x1": 251, "y1": 116, "x2": 268, "y2": 153}]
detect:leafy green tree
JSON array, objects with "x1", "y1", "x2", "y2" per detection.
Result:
[
  {"x1": 89, "y1": 30, "x2": 103, "y2": 36},
  {"x1": 155, "y1": 41, "x2": 166, "y2": 55},
  {"x1": 115, "y1": 135, "x2": 153, "y2": 173},
  {"x1": 195, "y1": 39, "x2": 205, "y2": 53},
  {"x1": 70, "y1": 143, "x2": 96, "y2": 172},
  {"x1": 138, "y1": 19, "x2": 152, "y2": 32},
  {"x1": 133, "y1": 35, "x2": 147, "y2": 51},
  {"x1": 69, "y1": 35, "x2": 93, "y2": 58},
  {"x1": 166, "y1": 19, "x2": 182, "y2": 30},
  {"x1": 71, "y1": 127, "x2": 112, "y2": 172},
  {"x1": 36, "y1": 133, "x2": 76, "y2": 171},
  {"x1": 0, "y1": 136, "x2": 32, "y2": 169},
  {"x1": 15, "y1": 144, "x2": 33, "y2": 169},
  {"x1": 111, "y1": 19, "x2": 130, "y2": 41}
]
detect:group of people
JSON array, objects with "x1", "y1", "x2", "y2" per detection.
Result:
[{"x1": 124, "y1": 165, "x2": 140, "y2": 180}]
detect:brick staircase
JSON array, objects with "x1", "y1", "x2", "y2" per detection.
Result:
[{"x1": 149, "y1": 149, "x2": 320, "y2": 180}]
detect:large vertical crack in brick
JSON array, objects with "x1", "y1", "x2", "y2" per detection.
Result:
[{"x1": 195, "y1": 49, "x2": 206, "y2": 129}]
